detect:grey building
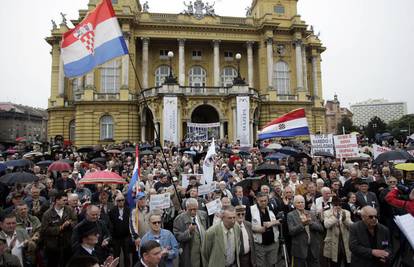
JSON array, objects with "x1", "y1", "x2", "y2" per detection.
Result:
[{"x1": 350, "y1": 99, "x2": 407, "y2": 126}]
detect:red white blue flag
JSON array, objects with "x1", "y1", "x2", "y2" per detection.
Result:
[
  {"x1": 127, "y1": 145, "x2": 140, "y2": 209},
  {"x1": 61, "y1": 0, "x2": 128, "y2": 78},
  {"x1": 258, "y1": 108, "x2": 310, "y2": 140}
]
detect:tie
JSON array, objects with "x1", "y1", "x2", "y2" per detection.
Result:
[
  {"x1": 9, "y1": 235, "x2": 17, "y2": 251},
  {"x1": 240, "y1": 225, "x2": 245, "y2": 255},
  {"x1": 226, "y1": 230, "x2": 234, "y2": 266}
]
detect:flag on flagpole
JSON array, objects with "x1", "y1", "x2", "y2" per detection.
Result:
[
  {"x1": 61, "y1": 0, "x2": 128, "y2": 78},
  {"x1": 203, "y1": 138, "x2": 216, "y2": 184},
  {"x1": 258, "y1": 108, "x2": 310, "y2": 140},
  {"x1": 127, "y1": 145, "x2": 139, "y2": 209}
]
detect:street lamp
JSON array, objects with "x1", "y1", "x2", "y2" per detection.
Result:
[
  {"x1": 233, "y1": 53, "x2": 246, "y2": 85},
  {"x1": 164, "y1": 51, "x2": 177, "y2": 84}
]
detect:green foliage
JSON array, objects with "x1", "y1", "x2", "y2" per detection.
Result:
[
  {"x1": 337, "y1": 117, "x2": 358, "y2": 134},
  {"x1": 365, "y1": 116, "x2": 387, "y2": 140},
  {"x1": 387, "y1": 114, "x2": 414, "y2": 141}
]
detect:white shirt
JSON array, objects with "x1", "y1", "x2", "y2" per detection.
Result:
[
  {"x1": 55, "y1": 207, "x2": 64, "y2": 218},
  {"x1": 118, "y1": 208, "x2": 124, "y2": 220},
  {"x1": 5, "y1": 231, "x2": 23, "y2": 266},
  {"x1": 81, "y1": 244, "x2": 94, "y2": 255},
  {"x1": 239, "y1": 222, "x2": 250, "y2": 254}
]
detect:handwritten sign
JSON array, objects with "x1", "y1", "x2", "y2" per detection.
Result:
[
  {"x1": 206, "y1": 199, "x2": 222, "y2": 215},
  {"x1": 372, "y1": 144, "x2": 391, "y2": 159},
  {"x1": 198, "y1": 183, "x2": 216, "y2": 196},
  {"x1": 149, "y1": 193, "x2": 171, "y2": 211},
  {"x1": 181, "y1": 174, "x2": 204, "y2": 188},
  {"x1": 310, "y1": 134, "x2": 334, "y2": 155},
  {"x1": 334, "y1": 134, "x2": 359, "y2": 159}
]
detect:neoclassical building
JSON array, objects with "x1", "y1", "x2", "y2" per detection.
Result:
[{"x1": 47, "y1": 0, "x2": 326, "y2": 147}]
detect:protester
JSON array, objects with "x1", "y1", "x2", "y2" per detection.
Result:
[
  {"x1": 235, "y1": 205, "x2": 256, "y2": 267},
  {"x1": 0, "y1": 235, "x2": 21, "y2": 267}
]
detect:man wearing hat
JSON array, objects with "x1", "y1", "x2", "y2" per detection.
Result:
[
  {"x1": 130, "y1": 192, "x2": 150, "y2": 265},
  {"x1": 72, "y1": 221, "x2": 105, "y2": 264},
  {"x1": 235, "y1": 205, "x2": 256, "y2": 267},
  {"x1": 55, "y1": 170, "x2": 76, "y2": 192},
  {"x1": 1, "y1": 192, "x2": 23, "y2": 217},
  {"x1": 0, "y1": 235, "x2": 21, "y2": 267},
  {"x1": 355, "y1": 180, "x2": 380, "y2": 215}
]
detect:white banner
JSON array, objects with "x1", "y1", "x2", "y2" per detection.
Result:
[
  {"x1": 181, "y1": 174, "x2": 204, "y2": 188},
  {"x1": 206, "y1": 199, "x2": 222, "y2": 215},
  {"x1": 149, "y1": 193, "x2": 171, "y2": 211},
  {"x1": 237, "y1": 96, "x2": 250, "y2": 146},
  {"x1": 163, "y1": 97, "x2": 178, "y2": 145},
  {"x1": 187, "y1": 122, "x2": 220, "y2": 128},
  {"x1": 372, "y1": 144, "x2": 391, "y2": 159},
  {"x1": 198, "y1": 183, "x2": 216, "y2": 196},
  {"x1": 310, "y1": 134, "x2": 334, "y2": 155},
  {"x1": 334, "y1": 134, "x2": 359, "y2": 159}
]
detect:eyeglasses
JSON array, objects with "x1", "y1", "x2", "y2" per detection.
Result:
[
  {"x1": 116, "y1": 199, "x2": 125, "y2": 202},
  {"x1": 151, "y1": 221, "x2": 162, "y2": 225},
  {"x1": 236, "y1": 213, "x2": 245, "y2": 216},
  {"x1": 368, "y1": 215, "x2": 378, "y2": 219}
]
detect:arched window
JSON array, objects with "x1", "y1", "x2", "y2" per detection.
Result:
[
  {"x1": 189, "y1": 66, "x2": 206, "y2": 87},
  {"x1": 155, "y1": 65, "x2": 170, "y2": 86},
  {"x1": 100, "y1": 115, "x2": 114, "y2": 140},
  {"x1": 69, "y1": 120, "x2": 76, "y2": 142},
  {"x1": 221, "y1": 67, "x2": 238, "y2": 87},
  {"x1": 101, "y1": 60, "x2": 121, "y2": 93},
  {"x1": 273, "y1": 61, "x2": 291, "y2": 94}
]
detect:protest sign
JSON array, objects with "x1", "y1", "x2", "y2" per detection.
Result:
[
  {"x1": 372, "y1": 144, "x2": 391, "y2": 159},
  {"x1": 206, "y1": 199, "x2": 222, "y2": 215},
  {"x1": 310, "y1": 134, "x2": 334, "y2": 155},
  {"x1": 149, "y1": 192, "x2": 171, "y2": 211},
  {"x1": 334, "y1": 134, "x2": 359, "y2": 159},
  {"x1": 181, "y1": 174, "x2": 204, "y2": 188},
  {"x1": 198, "y1": 183, "x2": 216, "y2": 196}
]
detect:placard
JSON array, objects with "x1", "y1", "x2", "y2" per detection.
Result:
[
  {"x1": 181, "y1": 174, "x2": 204, "y2": 188},
  {"x1": 198, "y1": 183, "x2": 216, "y2": 196},
  {"x1": 334, "y1": 134, "x2": 359, "y2": 159},
  {"x1": 163, "y1": 97, "x2": 178, "y2": 145},
  {"x1": 310, "y1": 134, "x2": 334, "y2": 155},
  {"x1": 206, "y1": 199, "x2": 222, "y2": 215},
  {"x1": 372, "y1": 144, "x2": 391, "y2": 159},
  {"x1": 149, "y1": 193, "x2": 171, "y2": 211}
]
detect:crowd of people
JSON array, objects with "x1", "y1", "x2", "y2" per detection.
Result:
[{"x1": 0, "y1": 138, "x2": 413, "y2": 267}]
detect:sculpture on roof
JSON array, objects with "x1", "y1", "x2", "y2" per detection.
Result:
[
  {"x1": 182, "y1": 0, "x2": 216, "y2": 19},
  {"x1": 245, "y1": 6, "x2": 252, "y2": 16},
  {"x1": 143, "y1": 1, "x2": 149, "y2": 12},
  {"x1": 183, "y1": 1, "x2": 194, "y2": 15},
  {"x1": 60, "y1": 12, "x2": 67, "y2": 25},
  {"x1": 51, "y1": 20, "x2": 57, "y2": 30},
  {"x1": 205, "y1": 2, "x2": 216, "y2": 17}
]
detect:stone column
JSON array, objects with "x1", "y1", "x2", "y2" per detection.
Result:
[
  {"x1": 295, "y1": 40, "x2": 304, "y2": 90},
  {"x1": 249, "y1": 121, "x2": 254, "y2": 146},
  {"x1": 247, "y1": 42, "x2": 254, "y2": 88},
  {"x1": 85, "y1": 71, "x2": 94, "y2": 88},
  {"x1": 302, "y1": 47, "x2": 308, "y2": 92},
  {"x1": 178, "y1": 39, "x2": 186, "y2": 86},
  {"x1": 141, "y1": 125, "x2": 146, "y2": 142},
  {"x1": 266, "y1": 38, "x2": 273, "y2": 88},
  {"x1": 142, "y1": 37, "x2": 150, "y2": 89},
  {"x1": 213, "y1": 40, "x2": 220, "y2": 87},
  {"x1": 121, "y1": 32, "x2": 130, "y2": 88},
  {"x1": 76, "y1": 76, "x2": 84, "y2": 90},
  {"x1": 312, "y1": 55, "x2": 319, "y2": 98},
  {"x1": 220, "y1": 121, "x2": 225, "y2": 139},
  {"x1": 232, "y1": 107, "x2": 237, "y2": 141},
  {"x1": 58, "y1": 56, "x2": 64, "y2": 96}
]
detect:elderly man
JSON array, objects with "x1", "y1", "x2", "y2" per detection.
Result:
[
  {"x1": 235, "y1": 205, "x2": 256, "y2": 267},
  {"x1": 15, "y1": 202, "x2": 41, "y2": 237},
  {"x1": 231, "y1": 186, "x2": 250, "y2": 207},
  {"x1": 68, "y1": 193, "x2": 82, "y2": 220},
  {"x1": 173, "y1": 198, "x2": 208, "y2": 267},
  {"x1": 246, "y1": 192, "x2": 280, "y2": 267},
  {"x1": 287, "y1": 195, "x2": 324, "y2": 267},
  {"x1": 355, "y1": 180, "x2": 380, "y2": 214},
  {"x1": 349, "y1": 206, "x2": 392, "y2": 267},
  {"x1": 0, "y1": 235, "x2": 21, "y2": 267},
  {"x1": 135, "y1": 240, "x2": 166, "y2": 267},
  {"x1": 203, "y1": 206, "x2": 241, "y2": 267},
  {"x1": 311, "y1": 187, "x2": 332, "y2": 219}
]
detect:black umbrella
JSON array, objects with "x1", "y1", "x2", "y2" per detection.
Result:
[
  {"x1": 36, "y1": 160, "x2": 53, "y2": 167},
  {"x1": 293, "y1": 152, "x2": 312, "y2": 161},
  {"x1": 77, "y1": 146, "x2": 95, "y2": 153},
  {"x1": 235, "y1": 176, "x2": 267, "y2": 190},
  {"x1": 139, "y1": 144, "x2": 153, "y2": 151},
  {"x1": 220, "y1": 148, "x2": 234, "y2": 155},
  {"x1": 313, "y1": 151, "x2": 335, "y2": 158},
  {"x1": 91, "y1": 157, "x2": 107, "y2": 164},
  {"x1": 373, "y1": 150, "x2": 414, "y2": 165},
  {"x1": 0, "y1": 171, "x2": 38, "y2": 185},
  {"x1": 140, "y1": 150, "x2": 155, "y2": 156},
  {"x1": 239, "y1": 150, "x2": 251, "y2": 156},
  {"x1": 122, "y1": 147, "x2": 136, "y2": 153},
  {"x1": 276, "y1": 147, "x2": 299, "y2": 156},
  {"x1": 4, "y1": 159, "x2": 31, "y2": 168},
  {"x1": 153, "y1": 146, "x2": 162, "y2": 151},
  {"x1": 254, "y1": 163, "x2": 283, "y2": 175},
  {"x1": 259, "y1": 147, "x2": 274, "y2": 154}
]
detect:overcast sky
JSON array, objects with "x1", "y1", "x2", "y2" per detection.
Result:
[{"x1": 1, "y1": 0, "x2": 413, "y2": 112}]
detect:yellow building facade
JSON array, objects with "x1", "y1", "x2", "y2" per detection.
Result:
[{"x1": 47, "y1": 0, "x2": 326, "y2": 146}]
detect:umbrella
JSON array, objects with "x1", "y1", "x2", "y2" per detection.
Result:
[
  {"x1": 259, "y1": 147, "x2": 274, "y2": 154},
  {"x1": 373, "y1": 150, "x2": 414, "y2": 165},
  {"x1": 266, "y1": 143, "x2": 282, "y2": 150},
  {"x1": 276, "y1": 147, "x2": 299, "y2": 156},
  {"x1": 36, "y1": 160, "x2": 53, "y2": 167},
  {"x1": 235, "y1": 176, "x2": 267, "y2": 190},
  {"x1": 15, "y1": 137, "x2": 27, "y2": 142},
  {"x1": 23, "y1": 151, "x2": 43, "y2": 158},
  {"x1": 184, "y1": 151, "x2": 197, "y2": 156},
  {"x1": 0, "y1": 163, "x2": 6, "y2": 172},
  {"x1": 48, "y1": 161, "x2": 72, "y2": 172},
  {"x1": 406, "y1": 146, "x2": 414, "y2": 151},
  {"x1": 0, "y1": 171, "x2": 38, "y2": 185},
  {"x1": 265, "y1": 152, "x2": 288, "y2": 161},
  {"x1": 5, "y1": 159, "x2": 31, "y2": 168},
  {"x1": 61, "y1": 159, "x2": 74, "y2": 165},
  {"x1": 381, "y1": 133, "x2": 393, "y2": 140},
  {"x1": 239, "y1": 150, "x2": 251, "y2": 156},
  {"x1": 122, "y1": 147, "x2": 135, "y2": 153},
  {"x1": 395, "y1": 163, "x2": 414, "y2": 172},
  {"x1": 140, "y1": 150, "x2": 155, "y2": 156},
  {"x1": 313, "y1": 151, "x2": 335, "y2": 158},
  {"x1": 31, "y1": 141, "x2": 42, "y2": 145},
  {"x1": 91, "y1": 157, "x2": 107, "y2": 164},
  {"x1": 79, "y1": 171, "x2": 127, "y2": 185},
  {"x1": 140, "y1": 144, "x2": 153, "y2": 151},
  {"x1": 106, "y1": 149, "x2": 121, "y2": 154},
  {"x1": 294, "y1": 152, "x2": 312, "y2": 161},
  {"x1": 220, "y1": 148, "x2": 234, "y2": 155},
  {"x1": 153, "y1": 146, "x2": 162, "y2": 151},
  {"x1": 254, "y1": 163, "x2": 283, "y2": 175},
  {"x1": 77, "y1": 146, "x2": 95, "y2": 153}
]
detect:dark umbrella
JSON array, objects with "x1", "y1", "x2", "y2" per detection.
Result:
[
  {"x1": 276, "y1": 147, "x2": 299, "y2": 156},
  {"x1": 313, "y1": 151, "x2": 335, "y2": 158},
  {"x1": 5, "y1": 159, "x2": 31, "y2": 168},
  {"x1": 140, "y1": 150, "x2": 155, "y2": 156},
  {"x1": 122, "y1": 147, "x2": 136, "y2": 153},
  {"x1": 373, "y1": 150, "x2": 414, "y2": 165},
  {"x1": 254, "y1": 163, "x2": 283, "y2": 175},
  {"x1": 77, "y1": 146, "x2": 95, "y2": 153},
  {"x1": 260, "y1": 147, "x2": 275, "y2": 154},
  {"x1": 0, "y1": 163, "x2": 6, "y2": 172},
  {"x1": 91, "y1": 157, "x2": 107, "y2": 164},
  {"x1": 140, "y1": 144, "x2": 153, "y2": 151},
  {"x1": 61, "y1": 159, "x2": 74, "y2": 165},
  {"x1": 152, "y1": 146, "x2": 162, "y2": 151},
  {"x1": 293, "y1": 152, "x2": 312, "y2": 161},
  {"x1": 265, "y1": 152, "x2": 288, "y2": 161},
  {"x1": 220, "y1": 148, "x2": 234, "y2": 155},
  {"x1": 235, "y1": 176, "x2": 267, "y2": 190},
  {"x1": 0, "y1": 172, "x2": 38, "y2": 185},
  {"x1": 48, "y1": 161, "x2": 72, "y2": 172},
  {"x1": 239, "y1": 150, "x2": 251, "y2": 156},
  {"x1": 36, "y1": 160, "x2": 53, "y2": 167}
]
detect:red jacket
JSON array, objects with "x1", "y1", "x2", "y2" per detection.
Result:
[{"x1": 385, "y1": 188, "x2": 414, "y2": 216}]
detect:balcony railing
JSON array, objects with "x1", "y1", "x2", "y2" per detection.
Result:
[
  {"x1": 94, "y1": 93, "x2": 120, "y2": 101},
  {"x1": 140, "y1": 86, "x2": 259, "y2": 98},
  {"x1": 277, "y1": 94, "x2": 298, "y2": 101}
]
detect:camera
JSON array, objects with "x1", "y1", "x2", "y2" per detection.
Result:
[{"x1": 397, "y1": 183, "x2": 414, "y2": 200}]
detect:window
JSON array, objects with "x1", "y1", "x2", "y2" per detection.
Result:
[
  {"x1": 273, "y1": 61, "x2": 290, "y2": 94},
  {"x1": 112, "y1": 0, "x2": 118, "y2": 4},
  {"x1": 159, "y1": 50, "x2": 169, "y2": 60},
  {"x1": 100, "y1": 115, "x2": 114, "y2": 140},
  {"x1": 69, "y1": 120, "x2": 76, "y2": 142},
  {"x1": 101, "y1": 60, "x2": 121, "y2": 93},
  {"x1": 72, "y1": 78, "x2": 81, "y2": 92},
  {"x1": 221, "y1": 67, "x2": 238, "y2": 87},
  {"x1": 189, "y1": 66, "x2": 206, "y2": 87},
  {"x1": 224, "y1": 51, "x2": 234, "y2": 61},
  {"x1": 192, "y1": 50, "x2": 202, "y2": 60},
  {"x1": 274, "y1": 5, "x2": 285, "y2": 14},
  {"x1": 155, "y1": 65, "x2": 171, "y2": 86}
]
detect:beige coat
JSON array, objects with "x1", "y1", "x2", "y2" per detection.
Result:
[{"x1": 323, "y1": 209, "x2": 353, "y2": 263}]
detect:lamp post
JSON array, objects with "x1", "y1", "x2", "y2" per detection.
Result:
[
  {"x1": 233, "y1": 53, "x2": 246, "y2": 85},
  {"x1": 164, "y1": 51, "x2": 178, "y2": 84}
]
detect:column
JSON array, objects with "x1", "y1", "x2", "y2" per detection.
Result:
[
  {"x1": 220, "y1": 121, "x2": 225, "y2": 139},
  {"x1": 312, "y1": 55, "x2": 319, "y2": 98},
  {"x1": 232, "y1": 107, "x2": 237, "y2": 141},
  {"x1": 302, "y1": 47, "x2": 308, "y2": 92},
  {"x1": 213, "y1": 40, "x2": 220, "y2": 87},
  {"x1": 266, "y1": 38, "x2": 273, "y2": 88},
  {"x1": 58, "y1": 56, "x2": 64, "y2": 96},
  {"x1": 295, "y1": 40, "x2": 304, "y2": 90},
  {"x1": 141, "y1": 125, "x2": 146, "y2": 142},
  {"x1": 142, "y1": 37, "x2": 150, "y2": 89},
  {"x1": 76, "y1": 76, "x2": 84, "y2": 91},
  {"x1": 178, "y1": 39, "x2": 186, "y2": 86},
  {"x1": 85, "y1": 71, "x2": 94, "y2": 88},
  {"x1": 249, "y1": 121, "x2": 254, "y2": 146},
  {"x1": 121, "y1": 32, "x2": 130, "y2": 88},
  {"x1": 247, "y1": 42, "x2": 254, "y2": 88}
]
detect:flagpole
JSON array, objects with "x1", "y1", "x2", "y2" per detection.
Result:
[{"x1": 128, "y1": 54, "x2": 183, "y2": 210}]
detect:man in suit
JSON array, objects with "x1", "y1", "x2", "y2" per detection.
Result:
[
  {"x1": 203, "y1": 206, "x2": 241, "y2": 267},
  {"x1": 235, "y1": 205, "x2": 256, "y2": 267},
  {"x1": 173, "y1": 198, "x2": 208, "y2": 267},
  {"x1": 0, "y1": 236, "x2": 21, "y2": 267},
  {"x1": 135, "y1": 240, "x2": 166, "y2": 267},
  {"x1": 287, "y1": 195, "x2": 324, "y2": 267},
  {"x1": 108, "y1": 194, "x2": 131, "y2": 267},
  {"x1": 349, "y1": 206, "x2": 392, "y2": 267},
  {"x1": 55, "y1": 170, "x2": 76, "y2": 192},
  {"x1": 72, "y1": 221, "x2": 105, "y2": 264},
  {"x1": 355, "y1": 180, "x2": 380, "y2": 214},
  {"x1": 231, "y1": 186, "x2": 250, "y2": 207}
]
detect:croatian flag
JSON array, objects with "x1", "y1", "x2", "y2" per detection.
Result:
[
  {"x1": 127, "y1": 145, "x2": 140, "y2": 209},
  {"x1": 258, "y1": 108, "x2": 310, "y2": 140},
  {"x1": 61, "y1": 0, "x2": 128, "y2": 78}
]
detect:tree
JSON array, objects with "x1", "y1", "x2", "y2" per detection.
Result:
[
  {"x1": 387, "y1": 114, "x2": 414, "y2": 142},
  {"x1": 365, "y1": 116, "x2": 387, "y2": 141},
  {"x1": 337, "y1": 117, "x2": 357, "y2": 134}
]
